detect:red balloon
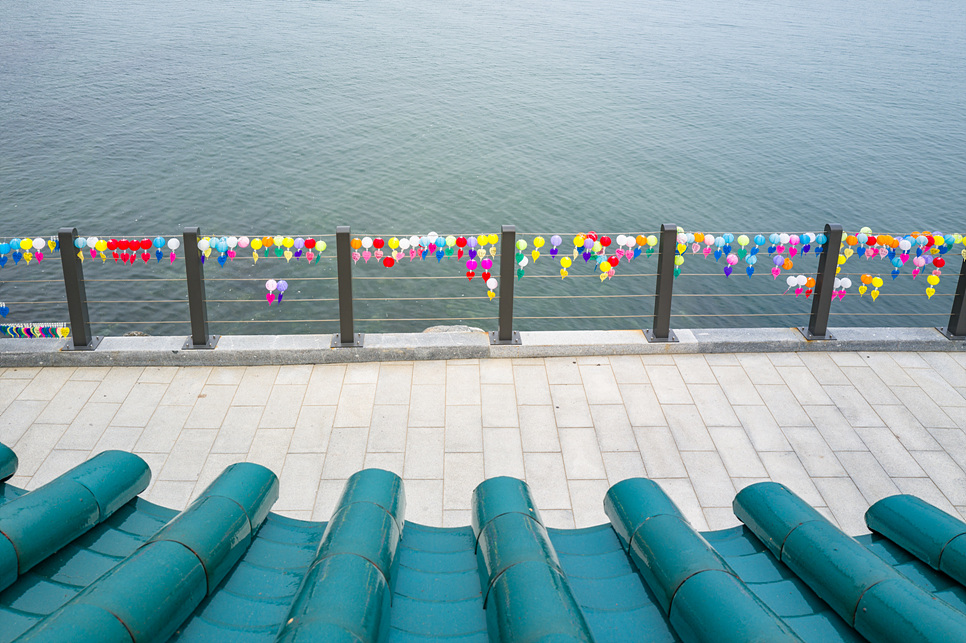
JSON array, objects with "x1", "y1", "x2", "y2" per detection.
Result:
[
  {"x1": 926, "y1": 235, "x2": 935, "y2": 247},
  {"x1": 373, "y1": 238, "x2": 385, "y2": 249},
  {"x1": 107, "y1": 239, "x2": 118, "y2": 250},
  {"x1": 586, "y1": 231, "x2": 598, "y2": 241},
  {"x1": 609, "y1": 255, "x2": 619, "y2": 266},
  {"x1": 600, "y1": 236, "x2": 612, "y2": 247},
  {"x1": 140, "y1": 239, "x2": 152, "y2": 250},
  {"x1": 481, "y1": 271, "x2": 491, "y2": 282},
  {"x1": 934, "y1": 257, "x2": 946, "y2": 268},
  {"x1": 866, "y1": 236, "x2": 877, "y2": 246},
  {"x1": 304, "y1": 238, "x2": 316, "y2": 249},
  {"x1": 111, "y1": 251, "x2": 119, "y2": 262},
  {"x1": 118, "y1": 239, "x2": 130, "y2": 250},
  {"x1": 141, "y1": 251, "x2": 150, "y2": 262},
  {"x1": 456, "y1": 236, "x2": 467, "y2": 247},
  {"x1": 383, "y1": 256, "x2": 394, "y2": 268},
  {"x1": 466, "y1": 271, "x2": 475, "y2": 281}
]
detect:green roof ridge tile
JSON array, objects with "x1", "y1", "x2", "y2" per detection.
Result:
[
  {"x1": 735, "y1": 482, "x2": 966, "y2": 642},
  {"x1": 0, "y1": 442, "x2": 17, "y2": 482},
  {"x1": 606, "y1": 478, "x2": 801, "y2": 642}
]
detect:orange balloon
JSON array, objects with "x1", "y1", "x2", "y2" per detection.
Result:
[
  {"x1": 806, "y1": 277, "x2": 816, "y2": 288},
  {"x1": 262, "y1": 236, "x2": 273, "y2": 247},
  {"x1": 694, "y1": 232, "x2": 705, "y2": 243},
  {"x1": 782, "y1": 258, "x2": 793, "y2": 270},
  {"x1": 350, "y1": 238, "x2": 362, "y2": 250},
  {"x1": 846, "y1": 235, "x2": 858, "y2": 246},
  {"x1": 636, "y1": 235, "x2": 647, "y2": 246},
  {"x1": 860, "y1": 273, "x2": 872, "y2": 285}
]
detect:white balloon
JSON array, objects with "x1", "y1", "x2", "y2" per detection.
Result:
[
  {"x1": 704, "y1": 235, "x2": 715, "y2": 246},
  {"x1": 786, "y1": 276, "x2": 797, "y2": 287},
  {"x1": 409, "y1": 235, "x2": 420, "y2": 247},
  {"x1": 362, "y1": 237, "x2": 373, "y2": 249},
  {"x1": 86, "y1": 237, "x2": 98, "y2": 248},
  {"x1": 779, "y1": 233, "x2": 791, "y2": 245},
  {"x1": 486, "y1": 278, "x2": 498, "y2": 290},
  {"x1": 167, "y1": 238, "x2": 181, "y2": 251},
  {"x1": 834, "y1": 278, "x2": 842, "y2": 288},
  {"x1": 899, "y1": 239, "x2": 912, "y2": 251},
  {"x1": 427, "y1": 231, "x2": 439, "y2": 242},
  {"x1": 399, "y1": 238, "x2": 411, "y2": 250},
  {"x1": 796, "y1": 275, "x2": 808, "y2": 286},
  {"x1": 626, "y1": 236, "x2": 636, "y2": 248},
  {"x1": 841, "y1": 278, "x2": 852, "y2": 288},
  {"x1": 519, "y1": 257, "x2": 529, "y2": 267},
  {"x1": 32, "y1": 237, "x2": 45, "y2": 250},
  {"x1": 616, "y1": 235, "x2": 627, "y2": 246},
  {"x1": 197, "y1": 239, "x2": 210, "y2": 252},
  {"x1": 227, "y1": 236, "x2": 238, "y2": 248}
]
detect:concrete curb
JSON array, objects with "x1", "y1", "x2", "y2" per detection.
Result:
[{"x1": 0, "y1": 327, "x2": 963, "y2": 367}]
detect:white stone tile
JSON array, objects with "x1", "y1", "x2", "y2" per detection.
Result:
[
  {"x1": 704, "y1": 508, "x2": 741, "y2": 530},
  {"x1": 160, "y1": 368, "x2": 211, "y2": 406},
  {"x1": 483, "y1": 427, "x2": 525, "y2": 478},
  {"x1": 133, "y1": 405, "x2": 192, "y2": 453},
  {"x1": 90, "y1": 368, "x2": 143, "y2": 404},
  {"x1": 366, "y1": 405, "x2": 408, "y2": 453},
  {"x1": 652, "y1": 478, "x2": 708, "y2": 530},
  {"x1": 138, "y1": 367, "x2": 178, "y2": 384},
  {"x1": 58, "y1": 403, "x2": 119, "y2": 450},
  {"x1": 839, "y1": 367, "x2": 900, "y2": 405},
  {"x1": 446, "y1": 364, "x2": 481, "y2": 406},
  {"x1": 797, "y1": 353, "x2": 850, "y2": 385},
  {"x1": 158, "y1": 429, "x2": 217, "y2": 481},
  {"x1": 708, "y1": 426, "x2": 767, "y2": 478},
  {"x1": 275, "y1": 365, "x2": 313, "y2": 385},
  {"x1": 663, "y1": 405, "x2": 714, "y2": 451},
  {"x1": 247, "y1": 428, "x2": 295, "y2": 477},
  {"x1": 1, "y1": 367, "x2": 41, "y2": 379},
  {"x1": 688, "y1": 384, "x2": 740, "y2": 427},
  {"x1": 184, "y1": 384, "x2": 237, "y2": 429},
  {"x1": 802, "y1": 405, "x2": 867, "y2": 451},
  {"x1": 482, "y1": 384, "x2": 519, "y2": 427},
  {"x1": 443, "y1": 510, "x2": 472, "y2": 527},
  {"x1": 633, "y1": 427, "x2": 687, "y2": 478},
  {"x1": 674, "y1": 355, "x2": 717, "y2": 384},
  {"x1": 836, "y1": 451, "x2": 901, "y2": 504},
  {"x1": 767, "y1": 353, "x2": 804, "y2": 367},
  {"x1": 0, "y1": 400, "x2": 48, "y2": 444},
  {"x1": 589, "y1": 404, "x2": 637, "y2": 452},
  {"x1": 545, "y1": 357, "x2": 582, "y2": 384},
  {"x1": 364, "y1": 452, "x2": 404, "y2": 477},
  {"x1": 731, "y1": 477, "x2": 771, "y2": 492},
  {"x1": 854, "y1": 426, "x2": 926, "y2": 477},
  {"x1": 344, "y1": 362, "x2": 380, "y2": 384},
  {"x1": 829, "y1": 353, "x2": 867, "y2": 367},
  {"x1": 0, "y1": 379, "x2": 29, "y2": 414},
  {"x1": 514, "y1": 365, "x2": 553, "y2": 405},
  {"x1": 733, "y1": 406, "x2": 791, "y2": 452},
  {"x1": 290, "y1": 406, "x2": 335, "y2": 454},
  {"x1": 879, "y1": 405, "x2": 942, "y2": 450},
  {"x1": 858, "y1": 353, "x2": 918, "y2": 386},
  {"x1": 777, "y1": 366, "x2": 833, "y2": 405},
  {"x1": 518, "y1": 406, "x2": 560, "y2": 453},
  {"x1": 17, "y1": 368, "x2": 74, "y2": 401},
  {"x1": 258, "y1": 384, "x2": 306, "y2": 430},
  {"x1": 275, "y1": 453, "x2": 325, "y2": 511},
  {"x1": 303, "y1": 364, "x2": 346, "y2": 406},
  {"x1": 445, "y1": 405, "x2": 483, "y2": 452},
  {"x1": 412, "y1": 360, "x2": 446, "y2": 385},
  {"x1": 479, "y1": 359, "x2": 514, "y2": 384},
  {"x1": 144, "y1": 480, "x2": 195, "y2": 511},
  {"x1": 735, "y1": 354, "x2": 784, "y2": 385},
  {"x1": 334, "y1": 383, "x2": 376, "y2": 428},
  {"x1": 522, "y1": 452, "x2": 573, "y2": 510},
  {"x1": 755, "y1": 384, "x2": 813, "y2": 427},
  {"x1": 704, "y1": 354, "x2": 740, "y2": 366},
  {"x1": 541, "y1": 510, "x2": 576, "y2": 529},
  {"x1": 112, "y1": 383, "x2": 168, "y2": 427},
  {"x1": 682, "y1": 451, "x2": 736, "y2": 507},
  {"x1": 608, "y1": 356, "x2": 649, "y2": 384},
  {"x1": 373, "y1": 363, "x2": 413, "y2": 405},
  {"x1": 911, "y1": 451, "x2": 966, "y2": 505},
  {"x1": 783, "y1": 426, "x2": 846, "y2": 477},
  {"x1": 210, "y1": 406, "x2": 263, "y2": 454},
  {"x1": 758, "y1": 451, "x2": 825, "y2": 506},
  {"x1": 812, "y1": 477, "x2": 870, "y2": 535},
  {"x1": 920, "y1": 352, "x2": 966, "y2": 388},
  {"x1": 29, "y1": 449, "x2": 91, "y2": 489},
  {"x1": 232, "y1": 366, "x2": 278, "y2": 406},
  {"x1": 409, "y1": 384, "x2": 445, "y2": 427},
  {"x1": 34, "y1": 380, "x2": 98, "y2": 424},
  {"x1": 891, "y1": 386, "x2": 957, "y2": 428},
  {"x1": 601, "y1": 452, "x2": 647, "y2": 485},
  {"x1": 444, "y1": 453, "x2": 484, "y2": 510},
  {"x1": 640, "y1": 355, "x2": 676, "y2": 365},
  {"x1": 578, "y1": 363, "x2": 623, "y2": 405},
  {"x1": 646, "y1": 365, "x2": 692, "y2": 404},
  {"x1": 404, "y1": 479, "x2": 444, "y2": 525},
  {"x1": 91, "y1": 426, "x2": 143, "y2": 455},
  {"x1": 206, "y1": 367, "x2": 247, "y2": 386},
  {"x1": 712, "y1": 366, "x2": 764, "y2": 405},
  {"x1": 404, "y1": 428, "x2": 445, "y2": 479},
  {"x1": 891, "y1": 352, "x2": 931, "y2": 369},
  {"x1": 313, "y1": 479, "x2": 348, "y2": 521},
  {"x1": 619, "y1": 384, "x2": 666, "y2": 426},
  {"x1": 320, "y1": 428, "x2": 367, "y2": 479},
  {"x1": 913, "y1": 368, "x2": 966, "y2": 408},
  {"x1": 13, "y1": 424, "x2": 69, "y2": 476},
  {"x1": 568, "y1": 479, "x2": 610, "y2": 527},
  {"x1": 559, "y1": 428, "x2": 607, "y2": 479}
]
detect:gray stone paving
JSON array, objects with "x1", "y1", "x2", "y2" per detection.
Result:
[{"x1": 2, "y1": 351, "x2": 966, "y2": 532}]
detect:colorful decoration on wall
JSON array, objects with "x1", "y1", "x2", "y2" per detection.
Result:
[{"x1": 1, "y1": 322, "x2": 70, "y2": 338}]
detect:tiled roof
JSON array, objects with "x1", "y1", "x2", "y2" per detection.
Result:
[{"x1": 1, "y1": 445, "x2": 965, "y2": 642}]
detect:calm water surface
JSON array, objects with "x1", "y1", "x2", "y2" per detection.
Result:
[{"x1": 2, "y1": 0, "x2": 965, "y2": 333}]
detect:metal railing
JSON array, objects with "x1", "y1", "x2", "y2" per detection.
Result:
[{"x1": 34, "y1": 223, "x2": 965, "y2": 351}]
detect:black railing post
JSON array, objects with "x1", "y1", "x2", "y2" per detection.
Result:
[
  {"x1": 332, "y1": 226, "x2": 362, "y2": 347},
  {"x1": 490, "y1": 224, "x2": 521, "y2": 345},
  {"x1": 182, "y1": 227, "x2": 218, "y2": 349},
  {"x1": 940, "y1": 253, "x2": 966, "y2": 339},
  {"x1": 800, "y1": 223, "x2": 843, "y2": 340},
  {"x1": 58, "y1": 227, "x2": 102, "y2": 350},
  {"x1": 645, "y1": 224, "x2": 678, "y2": 342}
]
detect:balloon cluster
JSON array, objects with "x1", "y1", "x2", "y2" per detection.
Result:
[
  {"x1": 0, "y1": 237, "x2": 57, "y2": 267},
  {"x1": 0, "y1": 322, "x2": 70, "y2": 338},
  {"x1": 562, "y1": 231, "x2": 653, "y2": 281},
  {"x1": 679, "y1": 231, "x2": 829, "y2": 279},
  {"x1": 264, "y1": 279, "x2": 288, "y2": 306}
]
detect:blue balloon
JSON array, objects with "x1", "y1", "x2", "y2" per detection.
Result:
[
  {"x1": 746, "y1": 255, "x2": 757, "y2": 265},
  {"x1": 10, "y1": 238, "x2": 22, "y2": 249},
  {"x1": 769, "y1": 233, "x2": 780, "y2": 244},
  {"x1": 722, "y1": 233, "x2": 734, "y2": 244},
  {"x1": 153, "y1": 236, "x2": 165, "y2": 249},
  {"x1": 753, "y1": 235, "x2": 766, "y2": 245},
  {"x1": 750, "y1": 247, "x2": 759, "y2": 255},
  {"x1": 714, "y1": 249, "x2": 723, "y2": 261},
  {"x1": 714, "y1": 237, "x2": 725, "y2": 247},
  {"x1": 746, "y1": 266, "x2": 755, "y2": 277},
  {"x1": 0, "y1": 243, "x2": 9, "y2": 254},
  {"x1": 74, "y1": 238, "x2": 85, "y2": 249},
  {"x1": 891, "y1": 257, "x2": 902, "y2": 268},
  {"x1": 816, "y1": 234, "x2": 827, "y2": 245},
  {"x1": 891, "y1": 269, "x2": 900, "y2": 280}
]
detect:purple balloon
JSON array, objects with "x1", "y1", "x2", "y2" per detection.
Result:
[
  {"x1": 772, "y1": 255, "x2": 784, "y2": 266},
  {"x1": 467, "y1": 237, "x2": 478, "y2": 248},
  {"x1": 277, "y1": 280, "x2": 288, "y2": 292},
  {"x1": 294, "y1": 238, "x2": 305, "y2": 250},
  {"x1": 550, "y1": 235, "x2": 562, "y2": 247}
]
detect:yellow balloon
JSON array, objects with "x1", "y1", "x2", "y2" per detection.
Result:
[
  {"x1": 647, "y1": 235, "x2": 658, "y2": 246},
  {"x1": 676, "y1": 243, "x2": 686, "y2": 254},
  {"x1": 560, "y1": 257, "x2": 572, "y2": 268},
  {"x1": 872, "y1": 277, "x2": 883, "y2": 288},
  {"x1": 573, "y1": 235, "x2": 585, "y2": 247},
  {"x1": 593, "y1": 241, "x2": 602, "y2": 253},
  {"x1": 674, "y1": 256, "x2": 684, "y2": 266},
  {"x1": 926, "y1": 274, "x2": 940, "y2": 286},
  {"x1": 560, "y1": 269, "x2": 568, "y2": 279},
  {"x1": 858, "y1": 285, "x2": 867, "y2": 296},
  {"x1": 487, "y1": 233, "x2": 498, "y2": 245},
  {"x1": 273, "y1": 235, "x2": 284, "y2": 247},
  {"x1": 533, "y1": 236, "x2": 545, "y2": 248},
  {"x1": 47, "y1": 239, "x2": 56, "y2": 252},
  {"x1": 283, "y1": 237, "x2": 294, "y2": 248},
  {"x1": 251, "y1": 238, "x2": 263, "y2": 250},
  {"x1": 837, "y1": 255, "x2": 847, "y2": 265},
  {"x1": 926, "y1": 287, "x2": 936, "y2": 299},
  {"x1": 600, "y1": 273, "x2": 608, "y2": 282},
  {"x1": 843, "y1": 248, "x2": 854, "y2": 258},
  {"x1": 388, "y1": 237, "x2": 399, "y2": 249},
  {"x1": 95, "y1": 240, "x2": 107, "y2": 251},
  {"x1": 870, "y1": 289, "x2": 879, "y2": 302},
  {"x1": 20, "y1": 239, "x2": 32, "y2": 250},
  {"x1": 599, "y1": 261, "x2": 611, "y2": 272},
  {"x1": 318, "y1": 240, "x2": 327, "y2": 252},
  {"x1": 476, "y1": 235, "x2": 488, "y2": 247},
  {"x1": 284, "y1": 250, "x2": 293, "y2": 262}
]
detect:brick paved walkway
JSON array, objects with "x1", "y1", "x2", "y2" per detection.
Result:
[{"x1": 2, "y1": 351, "x2": 965, "y2": 532}]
